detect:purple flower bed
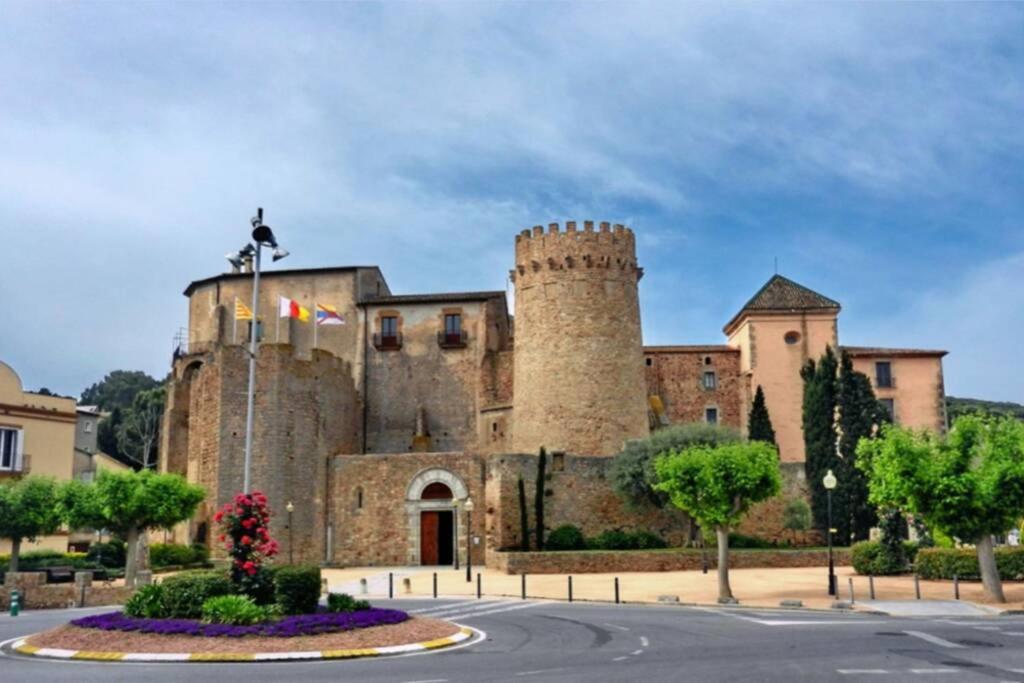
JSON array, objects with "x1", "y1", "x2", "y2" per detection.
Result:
[{"x1": 70, "y1": 608, "x2": 409, "y2": 638}]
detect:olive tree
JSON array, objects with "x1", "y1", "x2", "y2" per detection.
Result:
[
  {"x1": 654, "y1": 441, "x2": 781, "y2": 601},
  {"x1": 0, "y1": 477, "x2": 62, "y2": 572},
  {"x1": 59, "y1": 470, "x2": 205, "y2": 586},
  {"x1": 857, "y1": 415, "x2": 1024, "y2": 602}
]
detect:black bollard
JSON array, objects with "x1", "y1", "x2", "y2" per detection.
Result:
[
  {"x1": 433, "y1": 572, "x2": 438, "y2": 599},
  {"x1": 389, "y1": 572, "x2": 394, "y2": 599},
  {"x1": 869, "y1": 576, "x2": 875, "y2": 600},
  {"x1": 914, "y1": 574, "x2": 921, "y2": 600},
  {"x1": 521, "y1": 573, "x2": 527, "y2": 600},
  {"x1": 954, "y1": 574, "x2": 960, "y2": 600},
  {"x1": 568, "y1": 575, "x2": 573, "y2": 603},
  {"x1": 477, "y1": 572, "x2": 482, "y2": 599},
  {"x1": 615, "y1": 577, "x2": 620, "y2": 604}
]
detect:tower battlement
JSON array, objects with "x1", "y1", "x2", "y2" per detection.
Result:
[{"x1": 512, "y1": 221, "x2": 642, "y2": 286}]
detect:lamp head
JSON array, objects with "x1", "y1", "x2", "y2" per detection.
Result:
[
  {"x1": 252, "y1": 224, "x2": 277, "y2": 248},
  {"x1": 286, "y1": 501, "x2": 295, "y2": 513},
  {"x1": 272, "y1": 247, "x2": 290, "y2": 262},
  {"x1": 823, "y1": 469, "x2": 837, "y2": 490},
  {"x1": 225, "y1": 252, "x2": 244, "y2": 270},
  {"x1": 464, "y1": 497, "x2": 475, "y2": 512}
]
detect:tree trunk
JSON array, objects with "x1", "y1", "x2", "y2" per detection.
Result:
[
  {"x1": 10, "y1": 538, "x2": 21, "y2": 572},
  {"x1": 976, "y1": 534, "x2": 1005, "y2": 603},
  {"x1": 716, "y1": 526, "x2": 733, "y2": 601},
  {"x1": 125, "y1": 527, "x2": 140, "y2": 588}
]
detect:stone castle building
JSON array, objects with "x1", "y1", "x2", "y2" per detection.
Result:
[{"x1": 159, "y1": 220, "x2": 947, "y2": 567}]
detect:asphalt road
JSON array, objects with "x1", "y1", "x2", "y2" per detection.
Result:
[{"x1": 4, "y1": 598, "x2": 1024, "y2": 682}]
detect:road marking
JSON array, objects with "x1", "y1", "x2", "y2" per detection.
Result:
[
  {"x1": 1005, "y1": 632, "x2": 1024, "y2": 636},
  {"x1": 973, "y1": 625, "x2": 1001, "y2": 631},
  {"x1": 631, "y1": 649, "x2": 643, "y2": 655},
  {"x1": 515, "y1": 669, "x2": 561, "y2": 676},
  {"x1": 909, "y1": 669, "x2": 958, "y2": 674},
  {"x1": 403, "y1": 679, "x2": 449, "y2": 683},
  {"x1": 412, "y1": 600, "x2": 525, "y2": 618},
  {"x1": 613, "y1": 656, "x2": 629, "y2": 662},
  {"x1": 903, "y1": 631, "x2": 966, "y2": 649},
  {"x1": 640, "y1": 636, "x2": 650, "y2": 647},
  {"x1": 410, "y1": 600, "x2": 506, "y2": 614},
  {"x1": 694, "y1": 607, "x2": 883, "y2": 626},
  {"x1": 603, "y1": 623, "x2": 630, "y2": 631},
  {"x1": 442, "y1": 602, "x2": 541, "y2": 620},
  {"x1": 837, "y1": 670, "x2": 889, "y2": 675}
]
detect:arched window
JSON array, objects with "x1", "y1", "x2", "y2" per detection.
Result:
[
  {"x1": 784, "y1": 331, "x2": 801, "y2": 345},
  {"x1": 421, "y1": 482, "x2": 454, "y2": 500}
]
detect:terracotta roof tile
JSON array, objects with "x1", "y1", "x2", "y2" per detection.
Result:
[{"x1": 724, "y1": 275, "x2": 840, "y2": 333}]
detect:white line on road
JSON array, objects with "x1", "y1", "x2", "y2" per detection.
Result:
[
  {"x1": 909, "y1": 669, "x2": 958, "y2": 674},
  {"x1": 837, "y1": 670, "x2": 889, "y2": 675},
  {"x1": 1005, "y1": 632, "x2": 1024, "y2": 636},
  {"x1": 515, "y1": 669, "x2": 562, "y2": 676},
  {"x1": 410, "y1": 599, "x2": 506, "y2": 614},
  {"x1": 973, "y1": 625, "x2": 1001, "y2": 631},
  {"x1": 603, "y1": 623, "x2": 630, "y2": 631},
  {"x1": 410, "y1": 600, "x2": 522, "y2": 618},
  {"x1": 694, "y1": 607, "x2": 883, "y2": 626},
  {"x1": 613, "y1": 656, "x2": 629, "y2": 662},
  {"x1": 442, "y1": 602, "x2": 541, "y2": 620},
  {"x1": 903, "y1": 631, "x2": 966, "y2": 649},
  {"x1": 640, "y1": 636, "x2": 650, "y2": 647},
  {"x1": 631, "y1": 649, "x2": 643, "y2": 655},
  {"x1": 402, "y1": 679, "x2": 449, "y2": 683}
]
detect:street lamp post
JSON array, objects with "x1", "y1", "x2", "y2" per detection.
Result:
[
  {"x1": 451, "y1": 498, "x2": 459, "y2": 571},
  {"x1": 823, "y1": 468, "x2": 838, "y2": 596},
  {"x1": 464, "y1": 497, "x2": 474, "y2": 582},
  {"x1": 286, "y1": 501, "x2": 295, "y2": 565},
  {"x1": 227, "y1": 209, "x2": 289, "y2": 495}
]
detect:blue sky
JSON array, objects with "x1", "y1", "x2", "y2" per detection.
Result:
[{"x1": 2, "y1": 3, "x2": 1022, "y2": 401}]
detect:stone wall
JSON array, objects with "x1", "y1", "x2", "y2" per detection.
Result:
[
  {"x1": 492, "y1": 548, "x2": 852, "y2": 575},
  {"x1": 162, "y1": 344, "x2": 361, "y2": 565},
  {"x1": 485, "y1": 452, "x2": 694, "y2": 558},
  {"x1": 329, "y1": 452, "x2": 487, "y2": 567},
  {"x1": 511, "y1": 222, "x2": 649, "y2": 456},
  {"x1": 0, "y1": 572, "x2": 133, "y2": 609},
  {"x1": 737, "y1": 461, "x2": 822, "y2": 545},
  {"x1": 644, "y1": 347, "x2": 742, "y2": 428}
]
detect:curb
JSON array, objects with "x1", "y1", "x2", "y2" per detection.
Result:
[{"x1": 9, "y1": 626, "x2": 476, "y2": 663}]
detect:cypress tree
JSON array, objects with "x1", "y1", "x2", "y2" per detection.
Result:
[
  {"x1": 836, "y1": 351, "x2": 887, "y2": 542},
  {"x1": 535, "y1": 448, "x2": 547, "y2": 551},
  {"x1": 748, "y1": 385, "x2": 777, "y2": 448},
  {"x1": 802, "y1": 346, "x2": 840, "y2": 541}
]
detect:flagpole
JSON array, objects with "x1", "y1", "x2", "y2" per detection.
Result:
[{"x1": 276, "y1": 300, "x2": 281, "y2": 343}]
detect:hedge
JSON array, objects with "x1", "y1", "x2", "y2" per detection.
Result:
[
  {"x1": 159, "y1": 570, "x2": 234, "y2": 619},
  {"x1": 150, "y1": 543, "x2": 209, "y2": 569},
  {"x1": 915, "y1": 547, "x2": 1024, "y2": 581},
  {"x1": 274, "y1": 565, "x2": 322, "y2": 615}
]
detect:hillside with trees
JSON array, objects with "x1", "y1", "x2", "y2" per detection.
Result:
[{"x1": 947, "y1": 396, "x2": 1024, "y2": 421}]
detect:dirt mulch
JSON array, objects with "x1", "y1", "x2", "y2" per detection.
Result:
[{"x1": 25, "y1": 616, "x2": 460, "y2": 654}]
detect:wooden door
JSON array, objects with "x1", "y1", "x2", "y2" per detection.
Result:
[{"x1": 421, "y1": 511, "x2": 439, "y2": 565}]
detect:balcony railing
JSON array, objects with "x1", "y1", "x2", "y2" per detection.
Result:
[
  {"x1": 437, "y1": 330, "x2": 469, "y2": 349},
  {"x1": 875, "y1": 376, "x2": 897, "y2": 389},
  {"x1": 373, "y1": 332, "x2": 403, "y2": 350}
]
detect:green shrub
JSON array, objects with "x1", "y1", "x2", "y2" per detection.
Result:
[
  {"x1": 241, "y1": 566, "x2": 277, "y2": 606},
  {"x1": 915, "y1": 546, "x2": 1024, "y2": 580},
  {"x1": 87, "y1": 540, "x2": 126, "y2": 569},
  {"x1": 124, "y1": 584, "x2": 167, "y2": 618},
  {"x1": 629, "y1": 531, "x2": 669, "y2": 550},
  {"x1": 851, "y1": 540, "x2": 913, "y2": 576},
  {"x1": 327, "y1": 592, "x2": 371, "y2": 613},
  {"x1": 190, "y1": 543, "x2": 210, "y2": 564},
  {"x1": 903, "y1": 541, "x2": 920, "y2": 565},
  {"x1": 160, "y1": 570, "x2": 233, "y2": 619},
  {"x1": 201, "y1": 595, "x2": 271, "y2": 625},
  {"x1": 274, "y1": 565, "x2": 322, "y2": 615},
  {"x1": 545, "y1": 525, "x2": 587, "y2": 551},
  {"x1": 150, "y1": 543, "x2": 195, "y2": 568},
  {"x1": 588, "y1": 529, "x2": 669, "y2": 550}
]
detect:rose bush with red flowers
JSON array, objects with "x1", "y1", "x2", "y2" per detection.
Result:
[{"x1": 214, "y1": 492, "x2": 279, "y2": 601}]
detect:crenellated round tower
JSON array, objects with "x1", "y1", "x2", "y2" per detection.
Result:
[{"x1": 510, "y1": 220, "x2": 649, "y2": 456}]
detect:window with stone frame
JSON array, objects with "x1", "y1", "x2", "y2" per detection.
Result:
[
  {"x1": 875, "y1": 361, "x2": 893, "y2": 388},
  {"x1": 374, "y1": 311, "x2": 403, "y2": 350},
  {"x1": 704, "y1": 407, "x2": 718, "y2": 425},
  {"x1": 880, "y1": 398, "x2": 896, "y2": 423},
  {"x1": 703, "y1": 370, "x2": 717, "y2": 390},
  {"x1": 0, "y1": 427, "x2": 23, "y2": 472}
]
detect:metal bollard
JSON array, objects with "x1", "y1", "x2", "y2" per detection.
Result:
[
  {"x1": 954, "y1": 575, "x2": 960, "y2": 600},
  {"x1": 615, "y1": 577, "x2": 620, "y2": 604},
  {"x1": 433, "y1": 572, "x2": 438, "y2": 599},
  {"x1": 848, "y1": 577, "x2": 855, "y2": 604},
  {"x1": 521, "y1": 573, "x2": 527, "y2": 600},
  {"x1": 869, "y1": 576, "x2": 875, "y2": 600},
  {"x1": 359, "y1": 577, "x2": 368, "y2": 595},
  {"x1": 9, "y1": 589, "x2": 20, "y2": 617},
  {"x1": 476, "y1": 572, "x2": 482, "y2": 599},
  {"x1": 914, "y1": 574, "x2": 921, "y2": 600},
  {"x1": 568, "y1": 575, "x2": 573, "y2": 603},
  {"x1": 388, "y1": 572, "x2": 394, "y2": 599}
]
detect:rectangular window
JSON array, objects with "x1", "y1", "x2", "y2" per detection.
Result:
[
  {"x1": 381, "y1": 316, "x2": 398, "y2": 346},
  {"x1": 880, "y1": 398, "x2": 895, "y2": 422},
  {"x1": 875, "y1": 362, "x2": 893, "y2": 388},
  {"x1": 0, "y1": 428, "x2": 21, "y2": 471},
  {"x1": 705, "y1": 407, "x2": 718, "y2": 425},
  {"x1": 444, "y1": 314, "x2": 462, "y2": 344},
  {"x1": 703, "y1": 371, "x2": 717, "y2": 390}
]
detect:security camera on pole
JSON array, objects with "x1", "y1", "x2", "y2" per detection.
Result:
[{"x1": 226, "y1": 208, "x2": 289, "y2": 494}]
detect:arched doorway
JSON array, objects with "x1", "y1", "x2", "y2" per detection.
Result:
[
  {"x1": 419, "y1": 482, "x2": 453, "y2": 565},
  {"x1": 405, "y1": 468, "x2": 468, "y2": 566}
]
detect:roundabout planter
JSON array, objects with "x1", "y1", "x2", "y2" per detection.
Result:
[{"x1": 10, "y1": 611, "x2": 475, "y2": 663}]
